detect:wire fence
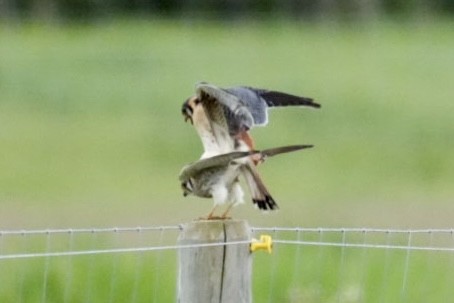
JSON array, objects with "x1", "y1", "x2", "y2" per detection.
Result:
[{"x1": 1, "y1": 225, "x2": 453, "y2": 302}]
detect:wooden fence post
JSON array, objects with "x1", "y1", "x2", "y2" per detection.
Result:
[{"x1": 177, "y1": 220, "x2": 252, "y2": 303}]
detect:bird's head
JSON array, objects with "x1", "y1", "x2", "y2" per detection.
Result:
[
  {"x1": 181, "y1": 96, "x2": 200, "y2": 125},
  {"x1": 181, "y1": 179, "x2": 194, "y2": 197}
]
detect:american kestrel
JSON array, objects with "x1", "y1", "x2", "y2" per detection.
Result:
[
  {"x1": 182, "y1": 82, "x2": 320, "y2": 161},
  {"x1": 179, "y1": 82, "x2": 317, "y2": 217},
  {"x1": 179, "y1": 145, "x2": 313, "y2": 219}
]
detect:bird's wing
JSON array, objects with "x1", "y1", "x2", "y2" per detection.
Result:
[
  {"x1": 253, "y1": 88, "x2": 321, "y2": 109},
  {"x1": 180, "y1": 144, "x2": 312, "y2": 181},
  {"x1": 197, "y1": 83, "x2": 319, "y2": 136},
  {"x1": 179, "y1": 151, "x2": 259, "y2": 182},
  {"x1": 197, "y1": 83, "x2": 255, "y2": 135},
  {"x1": 202, "y1": 98, "x2": 234, "y2": 153},
  {"x1": 224, "y1": 86, "x2": 269, "y2": 126},
  {"x1": 226, "y1": 86, "x2": 320, "y2": 126},
  {"x1": 260, "y1": 144, "x2": 313, "y2": 157}
]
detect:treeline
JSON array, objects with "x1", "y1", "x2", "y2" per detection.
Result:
[{"x1": 1, "y1": 0, "x2": 453, "y2": 20}]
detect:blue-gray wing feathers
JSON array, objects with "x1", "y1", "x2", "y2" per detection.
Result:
[
  {"x1": 196, "y1": 82, "x2": 320, "y2": 135},
  {"x1": 225, "y1": 86, "x2": 320, "y2": 127}
]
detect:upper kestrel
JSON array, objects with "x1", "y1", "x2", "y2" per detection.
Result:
[{"x1": 182, "y1": 82, "x2": 320, "y2": 160}]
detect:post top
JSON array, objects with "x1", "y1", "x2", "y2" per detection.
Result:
[{"x1": 178, "y1": 219, "x2": 251, "y2": 242}]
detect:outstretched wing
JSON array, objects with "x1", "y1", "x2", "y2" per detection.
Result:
[
  {"x1": 260, "y1": 144, "x2": 313, "y2": 157},
  {"x1": 197, "y1": 83, "x2": 255, "y2": 136},
  {"x1": 180, "y1": 144, "x2": 313, "y2": 181},
  {"x1": 197, "y1": 83, "x2": 320, "y2": 140},
  {"x1": 253, "y1": 88, "x2": 320, "y2": 108},
  {"x1": 225, "y1": 86, "x2": 320, "y2": 126},
  {"x1": 179, "y1": 151, "x2": 258, "y2": 182}
]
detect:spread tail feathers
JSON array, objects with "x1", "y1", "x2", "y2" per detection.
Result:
[{"x1": 241, "y1": 163, "x2": 278, "y2": 211}]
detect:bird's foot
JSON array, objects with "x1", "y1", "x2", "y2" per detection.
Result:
[
  {"x1": 219, "y1": 206, "x2": 234, "y2": 220},
  {"x1": 195, "y1": 205, "x2": 233, "y2": 220},
  {"x1": 252, "y1": 153, "x2": 266, "y2": 166}
]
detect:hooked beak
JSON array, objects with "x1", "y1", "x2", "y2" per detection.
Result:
[
  {"x1": 181, "y1": 181, "x2": 192, "y2": 197},
  {"x1": 182, "y1": 100, "x2": 193, "y2": 124}
]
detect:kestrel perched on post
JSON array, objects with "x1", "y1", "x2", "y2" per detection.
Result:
[{"x1": 179, "y1": 145, "x2": 313, "y2": 219}]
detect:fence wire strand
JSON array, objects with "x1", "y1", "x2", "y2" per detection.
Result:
[
  {"x1": 1, "y1": 225, "x2": 454, "y2": 303},
  {"x1": 271, "y1": 239, "x2": 454, "y2": 252},
  {"x1": 1, "y1": 227, "x2": 454, "y2": 260},
  {"x1": 0, "y1": 226, "x2": 182, "y2": 236}
]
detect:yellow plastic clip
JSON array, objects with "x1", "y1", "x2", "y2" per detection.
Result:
[{"x1": 250, "y1": 234, "x2": 273, "y2": 254}]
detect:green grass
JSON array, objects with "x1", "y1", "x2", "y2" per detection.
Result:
[{"x1": 1, "y1": 18, "x2": 454, "y2": 302}]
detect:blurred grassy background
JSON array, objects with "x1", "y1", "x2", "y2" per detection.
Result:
[
  {"x1": 1, "y1": 11, "x2": 454, "y2": 303},
  {"x1": 1, "y1": 18, "x2": 454, "y2": 230}
]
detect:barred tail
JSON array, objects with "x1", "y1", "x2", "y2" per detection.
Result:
[{"x1": 241, "y1": 163, "x2": 279, "y2": 211}]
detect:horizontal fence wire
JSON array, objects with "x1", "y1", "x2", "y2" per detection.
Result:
[
  {"x1": 251, "y1": 227, "x2": 454, "y2": 234},
  {"x1": 0, "y1": 240, "x2": 253, "y2": 260},
  {"x1": 0, "y1": 225, "x2": 182, "y2": 236},
  {"x1": 1, "y1": 227, "x2": 453, "y2": 260},
  {"x1": 272, "y1": 239, "x2": 454, "y2": 252}
]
